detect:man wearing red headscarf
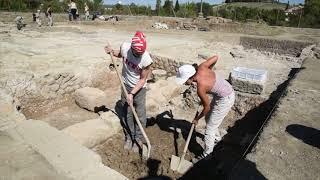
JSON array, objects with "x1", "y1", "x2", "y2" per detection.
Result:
[{"x1": 105, "y1": 31, "x2": 153, "y2": 153}]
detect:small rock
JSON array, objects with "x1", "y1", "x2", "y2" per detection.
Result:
[
  {"x1": 152, "y1": 69, "x2": 167, "y2": 81},
  {"x1": 312, "y1": 45, "x2": 320, "y2": 59},
  {"x1": 99, "y1": 111, "x2": 121, "y2": 129},
  {"x1": 152, "y1": 22, "x2": 169, "y2": 30}
]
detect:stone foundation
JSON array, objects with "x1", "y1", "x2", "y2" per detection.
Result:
[
  {"x1": 150, "y1": 54, "x2": 186, "y2": 76},
  {"x1": 240, "y1": 37, "x2": 312, "y2": 56}
]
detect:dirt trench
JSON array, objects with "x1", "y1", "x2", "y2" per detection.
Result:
[
  {"x1": 17, "y1": 53, "x2": 303, "y2": 180},
  {"x1": 5, "y1": 25, "x2": 311, "y2": 179},
  {"x1": 92, "y1": 66, "x2": 300, "y2": 180}
]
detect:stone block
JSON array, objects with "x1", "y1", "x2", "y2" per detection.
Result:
[
  {"x1": 0, "y1": 90, "x2": 26, "y2": 131},
  {"x1": 62, "y1": 117, "x2": 119, "y2": 149},
  {"x1": 99, "y1": 111, "x2": 122, "y2": 130},
  {"x1": 16, "y1": 120, "x2": 128, "y2": 179},
  {"x1": 230, "y1": 76, "x2": 266, "y2": 95},
  {"x1": 74, "y1": 87, "x2": 107, "y2": 112},
  {"x1": 230, "y1": 67, "x2": 267, "y2": 94}
]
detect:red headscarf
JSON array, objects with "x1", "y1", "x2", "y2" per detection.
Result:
[{"x1": 131, "y1": 31, "x2": 146, "y2": 55}]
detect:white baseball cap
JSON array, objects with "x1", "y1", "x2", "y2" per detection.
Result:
[{"x1": 175, "y1": 65, "x2": 196, "y2": 85}]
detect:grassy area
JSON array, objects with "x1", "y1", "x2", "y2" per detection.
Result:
[{"x1": 222, "y1": 2, "x2": 287, "y2": 10}]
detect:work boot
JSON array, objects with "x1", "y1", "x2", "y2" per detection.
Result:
[
  {"x1": 132, "y1": 138, "x2": 145, "y2": 153},
  {"x1": 131, "y1": 142, "x2": 139, "y2": 153}
]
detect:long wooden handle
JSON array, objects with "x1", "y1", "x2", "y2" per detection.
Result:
[
  {"x1": 108, "y1": 51, "x2": 151, "y2": 158},
  {"x1": 180, "y1": 105, "x2": 201, "y2": 159},
  {"x1": 181, "y1": 123, "x2": 195, "y2": 160}
]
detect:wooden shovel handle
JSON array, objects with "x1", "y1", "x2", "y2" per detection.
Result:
[
  {"x1": 181, "y1": 123, "x2": 195, "y2": 160},
  {"x1": 180, "y1": 105, "x2": 201, "y2": 159},
  {"x1": 107, "y1": 49, "x2": 151, "y2": 158}
]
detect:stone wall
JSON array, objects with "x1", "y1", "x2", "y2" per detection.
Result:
[
  {"x1": 150, "y1": 54, "x2": 186, "y2": 76},
  {"x1": 240, "y1": 36, "x2": 312, "y2": 56}
]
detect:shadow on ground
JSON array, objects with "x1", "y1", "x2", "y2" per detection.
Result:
[
  {"x1": 286, "y1": 124, "x2": 320, "y2": 149},
  {"x1": 148, "y1": 110, "x2": 204, "y2": 156}
]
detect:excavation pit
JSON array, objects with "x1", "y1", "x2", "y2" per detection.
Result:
[{"x1": 0, "y1": 20, "x2": 316, "y2": 179}]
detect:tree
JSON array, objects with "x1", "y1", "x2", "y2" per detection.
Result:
[
  {"x1": 93, "y1": 0, "x2": 103, "y2": 11},
  {"x1": 285, "y1": 1, "x2": 289, "y2": 10},
  {"x1": 174, "y1": 0, "x2": 180, "y2": 12},
  {"x1": 303, "y1": 0, "x2": 320, "y2": 27},
  {"x1": 115, "y1": 3, "x2": 123, "y2": 10},
  {"x1": 163, "y1": 0, "x2": 173, "y2": 16},
  {"x1": 156, "y1": 0, "x2": 161, "y2": 15},
  {"x1": 196, "y1": 2, "x2": 210, "y2": 17},
  {"x1": 130, "y1": 3, "x2": 138, "y2": 15}
]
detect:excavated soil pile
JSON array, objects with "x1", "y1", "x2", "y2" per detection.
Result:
[{"x1": 94, "y1": 114, "x2": 201, "y2": 179}]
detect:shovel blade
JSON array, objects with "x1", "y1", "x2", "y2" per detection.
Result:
[
  {"x1": 170, "y1": 155, "x2": 180, "y2": 171},
  {"x1": 142, "y1": 144, "x2": 149, "y2": 160},
  {"x1": 177, "y1": 159, "x2": 193, "y2": 174}
]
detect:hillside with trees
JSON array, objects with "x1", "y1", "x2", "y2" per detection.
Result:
[{"x1": 0, "y1": 0, "x2": 319, "y2": 28}]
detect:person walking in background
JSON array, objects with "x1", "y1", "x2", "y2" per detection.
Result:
[
  {"x1": 84, "y1": 2, "x2": 90, "y2": 21},
  {"x1": 70, "y1": 0, "x2": 77, "y2": 21},
  {"x1": 67, "y1": 2, "x2": 72, "y2": 21},
  {"x1": 35, "y1": 9, "x2": 42, "y2": 27},
  {"x1": 15, "y1": 16, "x2": 26, "y2": 30},
  {"x1": 46, "y1": 5, "x2": 53, "y2": 26}
]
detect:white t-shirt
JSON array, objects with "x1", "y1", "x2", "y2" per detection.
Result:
[
  {"x1": 120, "y1": 42, "x2": 153, "y2": 88},
  {"x1": 70, "y1": 2, "x2": 77, "y2": 9}
]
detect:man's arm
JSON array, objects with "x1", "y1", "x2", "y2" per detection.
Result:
[
  {"x1": 130, "y1": 64, "x2": 152, "y2": 95},
  {"x1": 201, "y1": 55, "x2": 218, "y2": 69},
  {"x1": 193, "y1": 84, "x2": 211, "y2": 124},
  {"x1": 104, "y1": 45, "x2": 122, "y2": 58}
]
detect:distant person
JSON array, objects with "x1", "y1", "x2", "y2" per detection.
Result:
[
  {"x1": 15, "y1": 16, "x2": 26, "y2": 30},
  {"x1": 70, "y1": 0, "x2": 77, "y2": 20},
  {"x1": 67, "y1": 3, "x2": 72, "y2": 21},
  {"x1": 35, "y1": 9, "x2": 42, "y2": 27},
  {"x1": 76, "y1": 9, "x2": 80, "y2": 20},
  {"x1": 175, "y1": 56, "x2": 235, "y2": 163},
  {"x1": 32, "y1": 12, "x2": 36, "y2": 22},
  {"x1": 84, "y1": 2, "x2": 90, "y2": 20},
  {"x1": 46, "y1": 5, "x2": 53, "y2": 26}
]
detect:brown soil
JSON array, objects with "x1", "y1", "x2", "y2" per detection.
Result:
[{"x1": 94, "y1": 114, "x2": 203, "y2": 180}]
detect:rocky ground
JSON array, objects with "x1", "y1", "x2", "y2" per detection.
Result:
[
  {"x1": 1, "y1": 12, "x2": 320, "y2": 180},
  {"x1": 232, "y1": 57, "x2": 320, "y2": 180}
]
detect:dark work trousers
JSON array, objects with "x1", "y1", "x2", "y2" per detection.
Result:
[
  {"x1": 71, "y1": 9, "x2": 77, "y2": 20},
  {"x1": 120, "y1": 84, "x2": 147, "y2": 143}
]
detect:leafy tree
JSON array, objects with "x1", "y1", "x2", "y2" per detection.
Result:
[
  {"x1": 285, "y1": 1, "x2": 289, "y2": 10},
  {"x1": 303, "y1": 0, "x2": 320, "y2": 28},
  {"x1": 156, "y1": 0, "x2": 161, "y2": 15},
  {"x1": 174, "y1": 0, "x2": 180, "y2": 12},
  {"x1": 196, "y1": 2, "x2": 211, "y2": 17},
  {"x1": 163, "y1": 0, "x2": 173, "y2": 16},
  {"x1": 93, "y1": 0, "x2": 103, "y2": 11},
  {"x1": 115, "y1": 3, "x2": 122, "y2": 10},
  {"x1": 129, "y1": 3, "x2": 137, "y2": 15}
]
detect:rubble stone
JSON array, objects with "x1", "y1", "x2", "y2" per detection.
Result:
[
  {"x1": 152, "y1": 69, "x2": 167, "y2": 81},
  {"x1": 152, "y1": 22, "x2": 169, "y2": 30},
  {"x1": 62, "y1": 114, "x2": 121, "y2": 148},
  {"x1": 230, "y1": 76, "x2": 266, "y2": 94},
  {"x1": 74, "y1": 87, "x2": 108, "y2": 112}
]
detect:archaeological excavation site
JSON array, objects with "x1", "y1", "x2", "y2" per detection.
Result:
[{"x1": 1, "y1": 12, "x2": 320, "y2": 180}]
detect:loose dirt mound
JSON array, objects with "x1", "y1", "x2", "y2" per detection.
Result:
[{"x1": 94, "y1": 115, "x2": 202, "y2": 179}]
